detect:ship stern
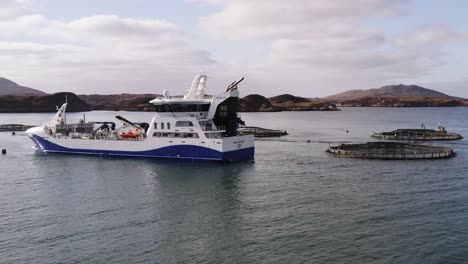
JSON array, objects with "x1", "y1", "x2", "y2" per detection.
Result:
[{"x1": 221, "y1": 134, "x2": 255, "y2": 162}]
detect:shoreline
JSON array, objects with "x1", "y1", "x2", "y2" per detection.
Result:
[{"x1": 1, "y1": 105, "x2": 468, "y2": 114}]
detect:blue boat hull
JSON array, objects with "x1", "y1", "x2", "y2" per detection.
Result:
[{"x1": 30, "y1": 135, "x2": 254, "y2": 162}]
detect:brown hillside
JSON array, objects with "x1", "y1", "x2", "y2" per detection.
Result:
[
  {"x1": 336, "y1": 96, "x2": 464, "y2": 107},
  {"x1": 325, "y1": 84, "x2": 456, "y2": 101},
  {"x1": 0, "y1": 92, "x2": 89, "y2": 113},
  {"x1": 79, "y1": 94, "x2": 158, "y2": 111},
  {"x1": 269, "y1": 94, "x2": 311, "y2": 104},
  {"x1": 0, "y1": 77, "x2": 46, "y2": 96},
  {"x1": 238, "y1": 94, "x2": 280, "y2": 112}
]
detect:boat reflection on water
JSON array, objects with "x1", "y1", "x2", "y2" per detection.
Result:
[
  {"x1": 25, "y1": 151, "x2": 255, "y2": 262},
  {"x1": 147, "y1": 161, "x2": 254, "y2": 261}
]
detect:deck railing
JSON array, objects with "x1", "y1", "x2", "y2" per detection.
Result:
[{"x1": 202, "y1": 126, "x2": 225, "y2": 132}]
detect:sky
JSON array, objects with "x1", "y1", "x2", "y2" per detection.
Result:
[{"x1": 1, "y1": 0, "x2": 468, "y2": 97}]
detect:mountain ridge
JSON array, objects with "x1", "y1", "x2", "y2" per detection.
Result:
[
  {"x1": 0, "y1": 77, "x2": 46, "y2": 96},
  {"x1": 238, "y1": 94, "x2": 338, "y2": 112},
  {"x1": 0, "y1": 92, "x2": 89, "y2": 113},
  {"x1": 0, "y1": 77, "x2": 466, "y2": 112},
  {"x1": 324, "y1": 84, "x2": 459, "y2": 101}
]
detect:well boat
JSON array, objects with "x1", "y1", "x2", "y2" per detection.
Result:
[{"x1": 26, "y1": 75, "x2": 254, "y2": 162}]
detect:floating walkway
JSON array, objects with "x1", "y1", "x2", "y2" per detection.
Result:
[
  {"x1": 327, "y1": 142, "x2": 454, "y2": 160},
  {"x1": 0, "y1": 124, "x2": 35, "y2": 132},
  {"x1": 238, "y1": 126, "x2": 288, "y2": 137},
  {"x1": 372, "y1": 128, "x2": 462, "y2": 141}
]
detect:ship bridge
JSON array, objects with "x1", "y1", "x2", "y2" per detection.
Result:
[{"x1": 148, "y1": 74, "x2": 244, "y2": 137}]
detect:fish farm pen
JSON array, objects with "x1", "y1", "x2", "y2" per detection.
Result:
[
  {"x1": 326, "y1": 142, "x2": 455, "y2": 160},
  {"x1": 372, "y1": 128, "x2": 462, "y2": 141},
  {"x1": 0, "y1": 124, "x2": 35, "y2": 132},
  {"x1": 238, "y1": 126, "x2": 288, "y2": 137}
]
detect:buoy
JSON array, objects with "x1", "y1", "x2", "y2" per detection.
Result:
[
  {"x1": 307, "y1": 140, "x2": 311, "y2": 143},
  {"x1": 1, "y1": 149, "x2": 6, "y2": 155},
  {"x1": 12, "y1": 131, "x2": 16, "y2": 136},
  {"x1": 346, "y1": 130, "x2": 349, "y2": 133}
]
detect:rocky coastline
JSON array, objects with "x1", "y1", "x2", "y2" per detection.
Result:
[
  {"x1": 0, "y1": 93, "x2": 340, "y2": 113},
  {"x1": 0, "y1": 78, "x2": 466, "y2": 112},
  {"x1": 334, "y1": 97, "x2": 467, "y2": 107}
]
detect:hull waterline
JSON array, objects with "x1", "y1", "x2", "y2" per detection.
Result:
[{"x1": 28, "y1": 134, "x2": 255, "y2": 162}]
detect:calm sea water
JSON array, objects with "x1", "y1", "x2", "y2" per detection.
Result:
[{"x1": 0, "y1": 108, "x2": 467, "y2": 264}]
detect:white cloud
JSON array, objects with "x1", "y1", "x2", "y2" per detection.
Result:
[
  {"x1": 0, "y1": 3, "x2": 215, "y2": 94},
  {"x1": 200, "y1": 0, "x2": 405, "y2": 40},
  {"x1": 198, "y1": 0, "x2": 467, "y2": 97},
  {"x1": 396, "y1": 25, "x2": 467, "y2": 48},
  {"x1": 0, "y1": 0, "x2": 29, "y2": 19},
  {"x1": 0, "y1": 0, "x2": 466, "y2": 97}
]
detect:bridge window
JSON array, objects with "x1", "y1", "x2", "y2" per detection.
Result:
[
  {"x1": 154, "y1": 105, "x2": 162, "y2": 112},
  {"x1": 163, "y1": 104, "x2": 171, "y2": 112},
  {"x1": 219, "y1": 105, "x2": 228, "y2": 118},
  {"x1": 161, "y1": 122, "x2": 164, "y2": 129},
  {"x1": 188, "y1": 104, "x2": 197, "y2": 112},
  {"x1": 167, "y1": 122, "x2": 171, "y2": 130},
  {"x1": 154, "y1": 123, "x2": 157, "y2": 129},
  {"x1": 155, "y1": 103, "x2": 210, "y2": 112},
  {"x1": 175, "y1": 121, "x2": 194, "y2": 127},
  {"x1": 171, "y1": 104, "x2": 181, "y2": 112}
]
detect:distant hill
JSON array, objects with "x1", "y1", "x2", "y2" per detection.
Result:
[
  {"x1": 238, "y1": 94, "x2": 338, "y2": 112},
  {"x1": 238, "y1": 94, "x2": 279, "y2": 112},
  {"x1": 79, "y1": 94, "x2": 159, "y2": 111},
  {"x1": 269, "y1": 94, "x2": 311, "y2": 104},
  {"x1": 0, "y1": 77, "x2": 46, "y2": 96},
  {"x1": 332, "y1": 96, "x2": 464, "y2": 107},
  {"x1": 325, "y1": 84, "x2": 457, "y2": 101},
  {"x1": 0, "y1": 92, "x2": 89, "y2": 113},
  {"x1": 0, "y1": 92, "x2": 339, "y2": 113}
]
